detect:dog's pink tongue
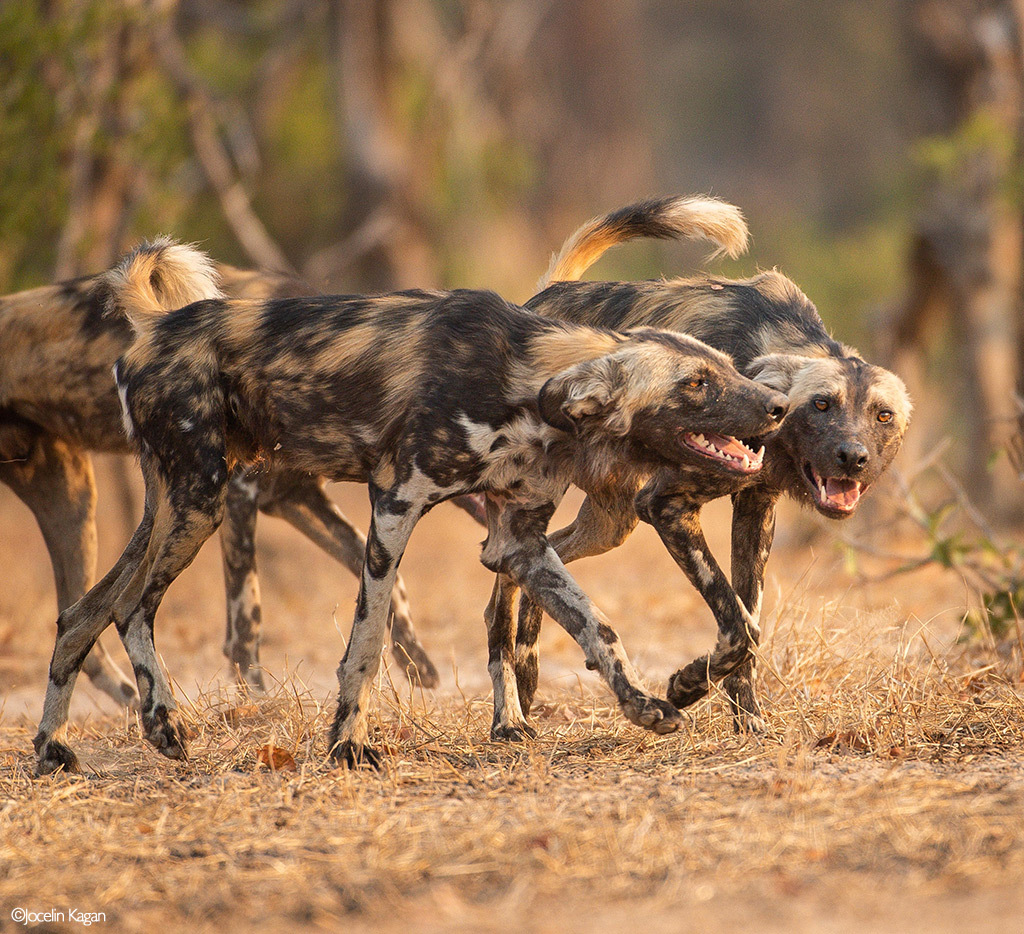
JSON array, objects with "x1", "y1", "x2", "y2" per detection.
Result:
[
  {"x1": 825, "y1": 477, "x2": 860, "y2": 508},
  {"x1": 705, "y1": 432, "x2": 749, "y2": 459}
]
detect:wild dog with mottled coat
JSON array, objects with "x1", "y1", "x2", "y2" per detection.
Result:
[
  {"x1": 487, "y1": 196, "x2": 911, "y2": 736},
  {"x1": 0, "y1": 256, "x2": 442, "y2": 703},
  {"x1": 33, "y1": 237, "x2": 788, "y2": 773}
]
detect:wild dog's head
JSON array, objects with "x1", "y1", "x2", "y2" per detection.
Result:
[
  {"x1": 539, "y1": 330, "x2": 788, "y2": 474},
  {"x1": 748, "y1": 353, "x2": 911, "y2": 517}
]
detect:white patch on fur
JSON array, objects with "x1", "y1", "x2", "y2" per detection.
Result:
[
  {"x1": 458, "y1": 413, "x2": 498, "y2": 457},
  {"x1": 229, "y1": 470, "x2": 259, "y2": 499},
  {"x1": 691, "y1": 549, "x2": 714, "y2": 588},
  {"x1": 226, "y1": 570, "x2": 262, "y2": 654},
  {"x1": 113, "y1": 363, "x2": 135, "y2": 441}
]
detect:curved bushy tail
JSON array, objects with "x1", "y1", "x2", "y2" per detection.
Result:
[
  {"x1": 101, "y1": 236, "x2": 223, "y2": 332},
  {"x1": 538, "y1": 195, "x2": 749, "y2": 290}
]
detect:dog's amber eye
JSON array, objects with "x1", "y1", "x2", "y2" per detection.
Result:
[
  {"x1": 878, "y1": 410, "x2": 893, "y2": 423},
  {"x1": 813, "y1": 399, "x2": 829, "y2": 412},
  {"x1": 685, "y1": 378, "x2": 708, "y2": 389}
]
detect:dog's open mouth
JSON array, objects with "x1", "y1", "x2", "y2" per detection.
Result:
[
  {"x1": 803, "y1": 463, "x2": 865, "y2": 513},
  {"x1": 681, "y1": 431, "x2": 764, "y2": 473}
]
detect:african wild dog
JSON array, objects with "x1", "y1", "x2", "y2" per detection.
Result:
[
  {"x1": 33, "y1": 236, "x2": 788, "y2": 774},
  {"x1": 0, "y1": 253, "x2": 441, "y2": 708},
  {"x1": 485, "y1": 196, "x2": 912, "y2": 736}
]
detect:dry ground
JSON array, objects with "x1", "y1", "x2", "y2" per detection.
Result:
[{"x1": 1, "y1": 460, "x2": 1023, "y2": 933}]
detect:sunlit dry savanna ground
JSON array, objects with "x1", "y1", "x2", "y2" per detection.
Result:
[{"x1": 1, "y1": 460, "x2": 1023, "y2": 933}]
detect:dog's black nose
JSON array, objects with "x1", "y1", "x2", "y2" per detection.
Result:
[
  {"x1": 765, "y1": 393, "x2": 788, "y2": 422},
  {"x1": 836, "y1": 441, "x2": 869, "y2": 470}
]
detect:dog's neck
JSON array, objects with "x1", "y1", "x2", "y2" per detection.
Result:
[{"x1": 516, "y1": 325, "x2": 622, "y2": 389}]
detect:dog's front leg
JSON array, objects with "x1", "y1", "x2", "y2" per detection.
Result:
[
  {"x1": 258, "y1": 470, "x2": 440, "y2": 688},
  {"x1": 220, "y1": 467, "x2": 266, "y2": 691},
  {"x1": 721, "y1": 487, "x2": 779, "y2": 731},
  {"x1": 483, "y1": 499, "x2": 682, "y2": 737},
  {"x1": 329, "y1": 485, "x2": 423, "y2": 768},
  {"x1": 512, "y1": 490, "x2": 640, "y2": 717},
  {"x1": 483, "y1": 572, "x2": 536, "y2": 741},
  {"x1": 635, "y1": 480, "x2": 759, "y2": 711}
]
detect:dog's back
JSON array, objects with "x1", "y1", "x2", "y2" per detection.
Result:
[
  {"x1": 0, "y1": 277, "x2": 133, "y2": 452},
  {"x1": 110, "y1": 246, "x2": 569, "y2": 481}
]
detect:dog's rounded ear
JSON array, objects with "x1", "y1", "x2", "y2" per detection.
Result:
[
  {"x1": 539, "y1": 357, "x2": 625, "y2": 434},
  {"x1": 746, "y1": 353, "x2": 814, "y2": 394}
]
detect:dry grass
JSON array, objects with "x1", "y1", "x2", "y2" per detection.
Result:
[{"x1": 2, "y1": 478, "x2": 1024, "y2": 932}]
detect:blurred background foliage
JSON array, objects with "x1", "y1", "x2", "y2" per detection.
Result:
[{"x1": 2, "y1": 0, "x2": 1024, "y2": 510}]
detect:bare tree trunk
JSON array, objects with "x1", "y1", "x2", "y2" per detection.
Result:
[
  {"x1": 893, "y1": 0, "x2": 1024, "y2": 508},
  {"x1": 326, "y1": 0, "x2": 438, "y2": 291}
]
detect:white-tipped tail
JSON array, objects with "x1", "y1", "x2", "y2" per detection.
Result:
[
  {"x1": 101, "y1": 236, "x2": 223, "y2": 332},
  {"x1": 539, "y1": 195, "x2": 749, "y2": 290}
]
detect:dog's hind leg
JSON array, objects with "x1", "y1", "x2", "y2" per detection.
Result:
[
  {"x1": 483, "y1": 495, "x2": 682, "y2": 737},
  {"x1": 114, "y1": 462, "x2": 228, "y2": 761},
  {"x1": 220, "y1": 467, "x2": 266, "y2": 691},
  {"x1": 34, "y1": 503, "x2": 157, "y2": 774},
  {"x1": 721, "y1": 487, "x2": 779, "y2": 732},
  {"x1": 329, "y1": 482, "x2": 424, "y2": 768},
  {"x1": 635, "y1": 478, "x2": 759, "y2": 711},
  {"x1": 258, "y1": 470, "x2": 439, "y2": 688},
  {"x1": 511, "y1": 491, "x2": 639, "y2": 717},
  {"x1": 0, "y1": 435, "x2": 139, "y2": 708}
]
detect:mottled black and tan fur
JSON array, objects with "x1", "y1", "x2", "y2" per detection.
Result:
[
  {"x1": 490, "y1": 196, "x2": 912, "y2": 735},
  {"x1": 0, "y1": 251, "x2": 439, "y2": 712},
  {"x1": 34, "y1": 238, "x2": 787, "y2": 773}
]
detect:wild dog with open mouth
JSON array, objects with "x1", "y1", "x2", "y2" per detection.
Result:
[
  {"x1": 486, "y1": 196, "x2": 911, "y2": 736},
  {"x1": 33, "y1": 238, "x2": 788, "y2": 774},
  {"x1": 0, "y1": 256, "x2": 441, "y2": 708}
]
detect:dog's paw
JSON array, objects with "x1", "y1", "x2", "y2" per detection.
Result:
[
  {"x1": 144, "y1": 708, "x2": 190, "y2": 760},
  {"x1": 666, "y1": 668, "x2": 710, "y2": 709},
  {"x1": 490, "y1": 720, "x2": 538, "y2": 743},
  {"x1": 331, "y1": 740, "x2": 384, "y2": 770},
  {"x1": 622, "y1": 696, "x2": 683, "y2": 734},
  {"x1": 34, "y1": 735, "x2": 81, "y2": 776}
]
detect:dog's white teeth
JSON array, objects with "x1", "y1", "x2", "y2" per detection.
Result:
[
  {"x1": 695, "y1": 434, "x2": 706, "y2": 445},
  {"x1": 742, "y1": 455, "x2": 751, "y2": 469},
  {"x1": 756, "y1": 446, "x2": 765, "y2": 461}
]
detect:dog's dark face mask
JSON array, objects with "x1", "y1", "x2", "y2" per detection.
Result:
[
  {"x1": 748, "y1": 354, "x2": 911, "y2": 518},
  {"x1": 539, "y1": 332, "x2": 788, "y2": 477}
]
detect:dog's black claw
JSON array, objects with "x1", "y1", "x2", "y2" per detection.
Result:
[{"x1": 331, "y1": 740, "x2": 384, "y2": 770}]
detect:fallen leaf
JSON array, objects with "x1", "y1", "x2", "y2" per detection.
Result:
[
  {"x1": 814, "y1": 730, "x2": 871, "y2": 752},
  {"x1": 257, "y1": 745, "x2": 296, "y2": 771}
]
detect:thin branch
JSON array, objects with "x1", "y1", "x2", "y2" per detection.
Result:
[{"x1": 146, "y1": 2, "x2": 295, "y2": 273}]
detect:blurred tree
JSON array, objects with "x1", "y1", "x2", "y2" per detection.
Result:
[{"x1": 891, "y1": 0, "x2": 1024, "y2": 508}]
